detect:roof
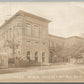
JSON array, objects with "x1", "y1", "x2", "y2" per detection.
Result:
[
  {"x1": 0, "y1": 10, "x2": 51, "y2": 29},
  {"x1": 19, "y1": 10, "x2": 51, "y2": 23},
  {"x1": 49, "y1": 34, "x2": 65, "y2": 39},
  {"x1": 67, "y1": 36, "x2": 83, "y2": 40},
  {"x1": 49, "y1": 34, "x2": 84, "y2": 40}
]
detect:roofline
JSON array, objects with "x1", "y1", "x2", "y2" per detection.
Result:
[
  {"x1": 0, "y1": 11, "x2": 19, "y2": 29},
  {"x1": 66, "y1": 36, "x2": 83, "y2": 39},
  {"x1": 18, "y1": 10, "x2": 51, "y2": 23},
  {"x1": 0, "y1": 10, "x2": 51, "y2": 29},
  {"x1": 49, "y1": 34, "x2": 65, "y2": 39}
]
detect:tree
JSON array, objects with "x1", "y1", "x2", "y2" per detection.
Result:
[{"x1": 6, "y1": 40, "x2": 19, "y2": 64}]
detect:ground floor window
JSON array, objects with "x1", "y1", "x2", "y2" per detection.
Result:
[
  {"x1": 42, "y1": 52, "x2": 45, "y2": 63},
  {"x1": 35, "y1": 51, "x2": 38, "y2": 63},
  {"x1": 27, "y1": 51, "x2": 30, "y2": 63}
]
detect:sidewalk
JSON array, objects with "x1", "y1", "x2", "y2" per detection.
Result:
[
  {"x1": 0, "y1": 64, "x2": 84, "y2": 82},
  {"x1": 0, "y1": 63, "x2": 82, "y2": 74},
  {"x1": 0, "y1": 66, "x2": 39, "y2": 74}
]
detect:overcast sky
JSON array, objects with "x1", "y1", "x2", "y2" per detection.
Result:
[{"x1": 0, "y1": 2, "x2": 84, "y2": 37}]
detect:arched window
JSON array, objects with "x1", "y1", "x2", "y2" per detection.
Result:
[
  {"x1": 35, "y1": 51, "x2": 38, "y2": 63},
  {"x1": 42, "y1": 52, "x2": 45, "y2": 63},
  {"x1": 27, "y1": 51, "x2": 30, "y2": 63}
]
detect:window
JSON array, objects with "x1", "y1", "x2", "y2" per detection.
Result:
[
  {"x1": 24, "y1": 23, "x2": 31, "y2": 36},
  {"x1": 27, "y1": 40, "x2": 30, "y2": 42},
  {"x1": 27, "y1": 51, "x2": 30, "y2": 63},
  {"x1": 32, "y1": 25, "x2": 40, "y2": 37},
  {"x1": 18, "y1": 51, "x2": 20, "y2": 55},
  {"x1": 27, "y1": 40, "x2": 30, "y2": 45},
  {"x1": 42, "y1": 52, "x2": 45, "y2": 62},
  {"x1": 25, "y1": 23, "x2": 31, "y2": 27},
  {"x1": 40, "y1": 27, "x2": 47, "y2": 39},
  {"x1": 43, "y1": 42, "x2": 46, "y2": 45},
  {"x1": 17, "y1": 23, "x2": 22, "y2": 27},
  {"x1": 35, "y1": 51, "x2": 38, "y2": 62},
  {"x1": 35, "y1": 41, "x2": 38, "y2": 44}
]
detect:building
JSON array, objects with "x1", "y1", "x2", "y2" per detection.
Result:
[
  {"x1": 49, "y1": 34, "x2": 65, "y2": 63},
  {"x1": 1, "y1": 10, "x2": 82, "y2": 67},
  {"x1": 0, "y1": 10, "x2": 50, "y2": 67},
  {"x1": 1, "y1": 10, "x2": 83, "y2": 67}
]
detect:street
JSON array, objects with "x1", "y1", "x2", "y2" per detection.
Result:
[{"x1": 0, "y1": 64, "x2": 84, "y2": 82}]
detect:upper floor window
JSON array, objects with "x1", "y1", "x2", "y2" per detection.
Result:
[
  {"x1": 40, "y1": 27, "x2": 47, "y2": 39},
  {"x1": 32, "y1": 24, "x2": 40, "y2": 37},
  {"x1": 17, "y1": 23, "x2": 22, "y2": 27}
]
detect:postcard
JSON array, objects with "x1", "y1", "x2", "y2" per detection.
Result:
[{"x1": 0, "y1": 1, "x2": 84, "y2": 82}]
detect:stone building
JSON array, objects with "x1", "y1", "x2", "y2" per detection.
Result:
[
  {"x1": 49, "y1": 34, "x2": 65, "y2": 63},
  {"x1": 0, "y1": 10, "x2": 50, "y2": 66},
  {"x1": 49, "y1": 34, "x2": 65, "y2": 49}
]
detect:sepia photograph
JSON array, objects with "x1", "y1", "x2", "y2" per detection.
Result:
[{"x1": 0, "y1": 1, "x2": 84, "y2": 82}]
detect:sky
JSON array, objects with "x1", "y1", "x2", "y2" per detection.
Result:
[{"x1": 0, "y1": 2, "x2": 84, "y2": 37}]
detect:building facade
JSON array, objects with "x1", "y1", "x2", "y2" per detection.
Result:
[
  {"x1": 0, "y1": 10, "x2": 50, "y2": 66},
  {"x1": 49, "y1": 34, "x2": 65, "y2": 63}
]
